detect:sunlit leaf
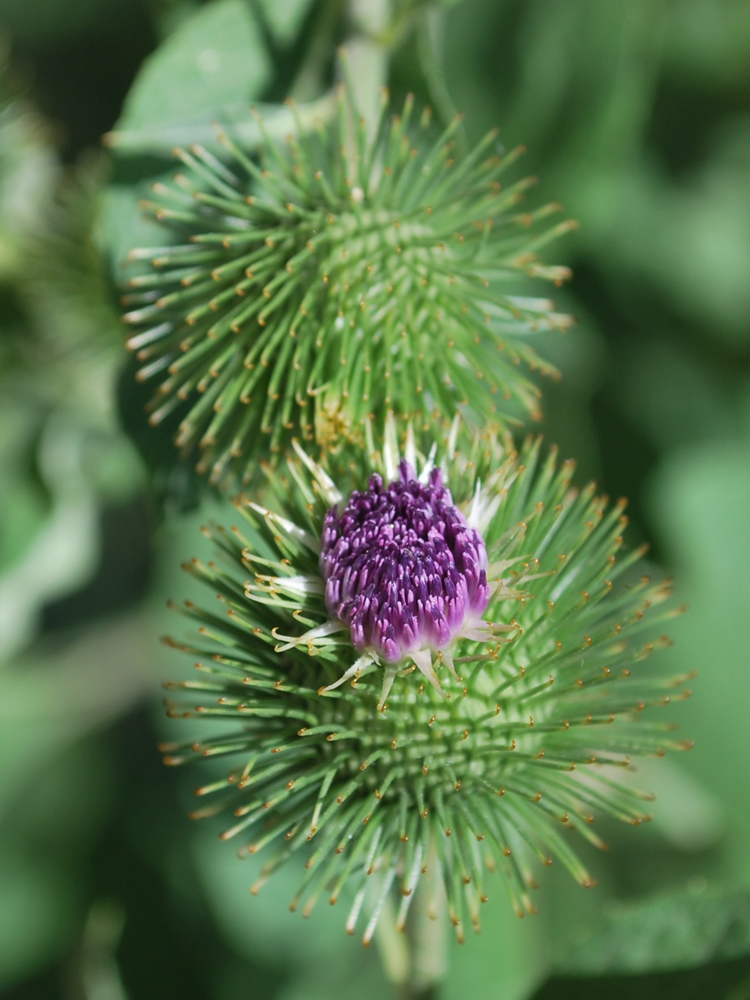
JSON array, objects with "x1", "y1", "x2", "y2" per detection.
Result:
[{"x1": 116, "y1": 0, "x2": 271, "y2": 135}]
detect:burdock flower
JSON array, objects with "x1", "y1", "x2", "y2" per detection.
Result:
[
  {"x1": 122, "y1": 86, "x2": 575, "y2": 485},
  {"x1": 316, "y1": 459, "x2": 494, "y2": 705},
  {"x1": 161, "y1": 419, "x2": 692, "y2": 942}
]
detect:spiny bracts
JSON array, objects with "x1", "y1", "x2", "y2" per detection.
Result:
[
  {"x1": 160, "y1": 419, "x2": 691, "y2": 942},
  {"x1": 122, "y1": 85, "x2": 575, "y2": 486}
]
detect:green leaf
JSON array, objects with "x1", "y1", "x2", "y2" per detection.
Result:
[
  {"x1": 0, "y1": 476, "x2": 47, "y2": 573},
  {"x1": 601, "y1": 132, "x2": 750, "y2": 346},
  {"x1": 0, "y1": 72, "x2": 58, "y2": 279},
  {"x1": 0, "y1": 427, "x2": 99, "y2": 662},
  {"x1": 531, "y1": 958, "x2": 750, "y2": 1000},
  {"x1": 255, "y1": 0, "x2": 315, "y2": 47},
  {"x1": 0, "y1": 737, "x2": 116, "y2": 990},
  {"x1": 559, "y1": 887, "x2": 750, "y2": 976},
  {"x1": 648, "y1": 442, "x2": 750, "y2": 882},
  {"x1": 662, "y1": 0, "x2": 750, "y2": 88},
  {"x1": 527, "y1": 887, "x2": 750, "y2": 1000},
  {"x1": 192, "y1": 831, "x2": 350, "y2": 966},
  {"x1": 0, "y1": 849, "x2": 79, "y2": 990},
  {"x1": 105, "y1": 92, "x2": 335, "y2": 157},
  {"x1": 613, "y1": 339, "x2": 734, "y2": 454},
  {"x1": 190, "y1": 828, "x2": 388, "y2": 998},
  {"x1": 116, "y1": 0, "x2": 271, "y2": 134},
  {"x1": 628, "y1": 757, "x2": 724, "y2": 852},
  {"x1": 0, "y1": 613, "x2": 153, "y2": 811},
  {"x1": 443, "y1": 889, "x2": 545, "y2": 1000},
  {"x1": 100, "y1": 175, "x2": 171, "y2": 281}
]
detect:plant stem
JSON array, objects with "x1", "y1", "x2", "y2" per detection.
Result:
[
  {"x1": 344, "y1": 0, "x2": 392, "y2": 131},
  {"x1": 416, "y1": 6, "x2": 468, "y2": 153},
  {"x1": 375, "y1": 853, "x2": 448, "y2": 1000},
  {"x1": 407, "y1": 862, "x2": 448, "y2": 999},
  {"x1": 289, "y1": 0, "x2": 348, "y2": 103}
]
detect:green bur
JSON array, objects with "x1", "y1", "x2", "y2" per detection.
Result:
[
  {"x1": 160, "y1": 421, "x2": 691, "y2": 943},
  {"x1": 122, "y1": 86, "x2": 575, "y2": 486}
]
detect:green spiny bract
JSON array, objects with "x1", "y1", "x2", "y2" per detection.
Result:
[
  {"x1": 123, "y1": 86, "x2": 574, "y2": 487},
  {"x1": 160, "y1": 422, "x2": 691, "y2": 942}
]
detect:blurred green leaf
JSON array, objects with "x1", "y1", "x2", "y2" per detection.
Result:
[
  {"x1": 0, "y1": 419, "x2": 100, "y2": 661},
  {"x1": 442, "y1": 884, "x2": 546, "y2": 1000},
  {"x1": 0, "y1": 612, "x2": 154, "y2": 812},
  {"x1": 662, "y1": 0, "x2": 750, "y2": 88},
  {"x1": 531, "y1": 958, "x2": 750, "y2": 1000},
  {"x1": 5, "y1": 738, "x2": 114, "y2": 858},
  {"x1": 648, "y1": 442, "x2": 750, "y2": 880},
  {"x1": 0, "y1": 848, "x2": 79, "y2": 990},
  {"x1": 628, "y1": 757, "x2": 725, "y2": 853},
  {"x1": 535, "y1": 305, "x2": 606, "y2": 483},
  {"x1": 0, "y1": 461, "x2": 47, "y2": 573},
  {"x1": 559, "y1": 886, "x2": 750, "y2": 976},
  {"x1": 600, "y1": 124, "x2": 750, "y2": 345},
  {"x1": 0, "y1": 736, "x2": 117, "y2": 991},
  {"x1": 192, "y1": 830, "x2": 354, "y2": 966},
  {"x1": 191, "y1": 828, "x2": 391, "y2": 997},
  {"x1": 105, "y1": 91, "x2": 335, "y2": 157},
  {"x1": 100, "y1": 175, "x2": 170, "y2": 283},
  {"x1": 255, "y1": 0, "x2": 315, "y2": 48},
  {"x1": 0, "y1": 56, "x2": 58, "y2": 279},
  {"x1": 116, "y1": 0, "x2": 271, "y2": 135},
  {"x1": 443, "y1": 0, "x2": 663, "y2": 158},
  {"x1": 0, "y1": 391, "x2": 145, "y2": 659},
  {"x1": 614, "y1": 339, "x2": 734, "y2": 454},
  {"x1": 22, "y1": 154, "x2": 123, "y2": 355},
  {"x1": 529, "y1": 886, "x2": 750, "y2": 1000}
]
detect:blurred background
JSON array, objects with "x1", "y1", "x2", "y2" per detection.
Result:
[{"x1": 1, "y1": 0, "x2": 750, "y2": 997}]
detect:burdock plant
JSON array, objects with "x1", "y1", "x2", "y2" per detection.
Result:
[
  {"x1": 122, "y1": 85, "x2": 574, "y2": 485},
  {"x1": 160, "y1": 417, "x2": 691, "y2": 988},
  {"x1": 120, "y1": 31, "x2": 693, "y2": 996}
]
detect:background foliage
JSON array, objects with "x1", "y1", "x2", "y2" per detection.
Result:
[{"x1": 0, "y1": 0, "x2": 749, "y2": 998}]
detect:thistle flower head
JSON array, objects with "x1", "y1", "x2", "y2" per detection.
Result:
[
  {"x1": 320, "y1": 461, "x2": 490, "y2": 670},
  {"x1": 122, "y1": 86, "x2": 575, "y2": 485},
  {"x1": 162, "y1": 419, "x2": 691, "y2": 942}
]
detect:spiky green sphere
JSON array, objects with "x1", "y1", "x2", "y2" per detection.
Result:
[
  {"x1": 123, "y1": 87, "x2": 574, "y2": 486},
  {"x1": 161, "y1": 420, "x2": 691, "y2": 942}
]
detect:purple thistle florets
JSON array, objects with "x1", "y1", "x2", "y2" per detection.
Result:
[{"x1": 320, "y1": 461, "x2": 491, "y2": 663}]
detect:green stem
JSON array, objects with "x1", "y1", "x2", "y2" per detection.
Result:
[
  {"x1": 376, "y1": 895, "x2": 411, "y2": 989},
  {"x1": 375, "y1": 852, "x2": 448, "y2": 1000},
  {"x1": 344, "y1": 0, "x2": 392, "y2": 130},
  {"x1": 416, "y1": 6, "x2": 468, "y2": 153},
  {"x1": 288, "y1": 0, "x2": 348, "y2": 103},
  {"x1": 407, "y1": 864, "x2": 448, "y2": 999}
]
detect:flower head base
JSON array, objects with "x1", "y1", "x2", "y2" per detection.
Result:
[
  {"x1": 122, "y1": 86, "x2": 574, "y2": 486},
  {"x1": 321, "y1": 461, "x2": 490, "y2": 699},
  {"x1": 161, "y1": 420, "x2": 692, "y2": 943}
]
